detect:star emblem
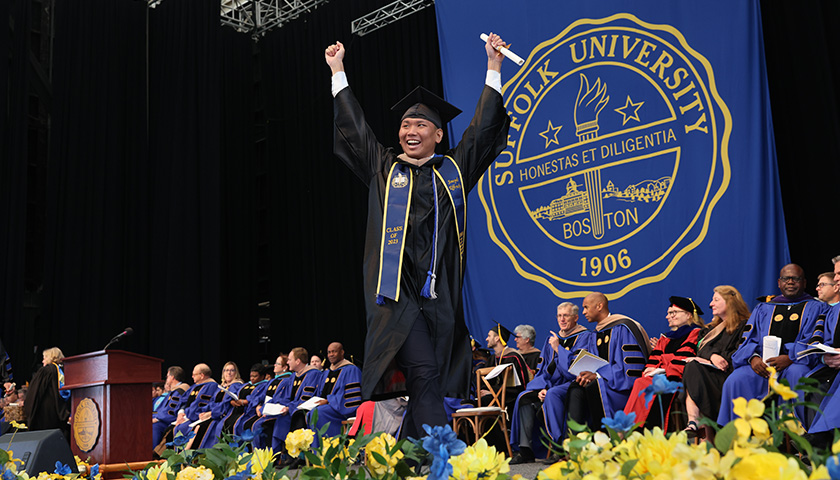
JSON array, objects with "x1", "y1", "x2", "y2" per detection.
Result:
[
  {"x1": 538, "y1": 120, "x2": 563, "y2": 148},
  {"x1": 614, "y1": 95, "x2": 644, "y2": 126}
]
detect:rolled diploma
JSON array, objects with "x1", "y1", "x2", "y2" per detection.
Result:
[{"x1": 480, "y1": 33, "x2": 525, "y2": 66}]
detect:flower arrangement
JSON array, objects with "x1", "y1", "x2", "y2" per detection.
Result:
[
  {"x1": 537, "y1": 371, "x2": 839, "y2": 480},
  {"x1": 4, "y1": 371, "x2": 840, "y2": 480}
]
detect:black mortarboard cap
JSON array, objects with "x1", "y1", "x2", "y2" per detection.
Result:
[
  {"x1": 492, "y1": 321, "x2": 514, "y2": 346},
  {"x1": 391, "y1": 86, "x2": 462, "y2": 129},
  {"x1": 669, "y1": 296, "x2": 704, "y2": 316}
]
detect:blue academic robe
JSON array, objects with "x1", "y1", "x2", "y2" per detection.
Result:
[
  {"x1": 586, "y1": 318, "x2": 650, "y2": 420},
  {"x1": 717, "y1": 296, "x2": 826, "y2": 425},
  {"x1": 510, "y1": 330, "x2": 594, "y2": 455},
  {"x1": 802, "y1": 303, "x2": 840, "y2": 433},
  {"x1": 717, "y1": 296, "x2": 825, "y2": 425},
  {"x1": 197, "y1": 382, "x2": 245, "y2": 448},
  {"x1": 233, "y1": 379, "x2": 272, "y2": 436},
  {"x1": 173, "y1": 381, "x2": 221, "y2": 438},
  {"x1": 249, "y1": 374, "x2": 293, "y2": 448},
  {"x1": 308, "y1": 362, "x2": 363, "y2": 444},
  {"x1": 152, "y1": 384, "x2": 188, "y2": 448},
  {"x1": 269, "y1": 367, "x2": 323, "y2": 451}
]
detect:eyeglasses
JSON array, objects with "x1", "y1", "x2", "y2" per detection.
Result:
[
  {"x1": 666, "y1": 310, "x2": 687, "y2": 318},
  {"x1": 779, "y1": 276, "x2": 803, "y2": 283},
  {"x1": 817, "y1": 282, "x2": 836, "y2": 288}
]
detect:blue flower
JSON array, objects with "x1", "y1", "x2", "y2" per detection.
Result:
[
  {"x1": 827, "y1": 455, "x2": 840, "y2": 480},
  {"x1": 429, "y1": 444, "x2": 453, "y2": 480},
  {"x1": 54, "y1": 462, "x2": 73, "y2": 476},
  {"x1": 601, "y1": 410, "x2": 637, "y2": 432},
  {"x1": 166, "y1": 430, "x2": 196, "y2": 448},
  {"x1": 640, "y1": 374, "x2": 682, "y2": 408},
  {"x1": 90, "y1": 464, "x2": 100, "y2": 478},
  {"x1": 421, "y1": 424, "x2": 466, "y2": 480},
  {"x1": 240, "y1": 426, "x2": 261, "y2": 443},
  {"x1": 3, "y1": 468, "x2": 17, "y2": 480},
  {"x1": 224, "y1": 463, "x2": 251, "y2": 480}
]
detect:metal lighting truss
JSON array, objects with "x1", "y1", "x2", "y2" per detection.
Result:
[
  {"x1": 351, "y1": 0, "x2": 434, "y2": 37},
  {"x1": 151, "y1": 0, "x2": 330, "y2": 38}
]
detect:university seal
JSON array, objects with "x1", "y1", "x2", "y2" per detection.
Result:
[{"x1": 479, "y1": 13, "x2": 731, "y2": 298}]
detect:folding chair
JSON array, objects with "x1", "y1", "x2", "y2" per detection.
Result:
[{"x1": 450, "y1": 365, "x2": 513, "y2": 456}]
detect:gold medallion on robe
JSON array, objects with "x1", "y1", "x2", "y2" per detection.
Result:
[
  {"x1": 790, "y1": 313, "x2": 800, "y2": 321},
  {"x1": 774, "y1": 314, "x2": 784, "y2": 322}
]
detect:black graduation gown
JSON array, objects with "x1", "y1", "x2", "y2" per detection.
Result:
[
  {"x1": 682, "y1": 321, "x2": 748, "y2": 420},
  {"x1": 24, "y1": 363, "x2": 70, "y2": 438},
  {"x1": 333, "y1": 85, "x2": 510, "y2": 399}
]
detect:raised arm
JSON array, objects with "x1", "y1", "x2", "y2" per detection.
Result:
[{"x1": 325, "y1": 41, "x2": 345, "y2": 76}]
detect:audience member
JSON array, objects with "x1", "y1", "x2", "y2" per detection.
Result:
[
  {"x1": 308, "y1": 342, "x2": 362, "y2": 444},
  {"x1": 267, "y1": 347, "x2": 322, "y2": 457},
  {"x1": 152, "y1": 366, "x2": 189, "y2": 449},
  {"x1": 166, "y1": 364, "x2": 219, "y2": 446},
  {"x1": 509, "y1": 302, "x2": 592, "y2": 465},
  {"x1": 310, "y1": 355, "x2": 324, "y2": 371},
  {"x1": 566, "y1": 292, "x2": 651, "y2": 430},
  {"x1": 816, "y1": 272, "x2": 840, "y2": 306},
  {"x1": 250, "y1": 355, "x2": 295, "y2": 448},
  {"x1": 232, "y1": 364, "x2": 273, "y2": 436},
  {"x1": 681, "y1": 286, "x2": 750, "y2": 438},
  {"x1": 624, "y1": 296, "x2": 703, "y2": 430},
  {"x1": 484, "y1": 323, "x2": 529, "y2": 414},
  {"x1": 717, "y1": 264, "x2": 827, "y2": 425},
  {"x1": 514, "y1": 325, "x2": 540, "y2": 376},
  {"x1": 195, "y1": 361, "x2": 245, "y2": 448}
]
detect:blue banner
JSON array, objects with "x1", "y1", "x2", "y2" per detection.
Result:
[{"x1": 436, "y1": 1, "x2": 789, "y2": 343}]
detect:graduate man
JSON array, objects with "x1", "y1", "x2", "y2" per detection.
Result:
[{"x1": 325, "y1": 33, "x2": 511, "y2": 438}]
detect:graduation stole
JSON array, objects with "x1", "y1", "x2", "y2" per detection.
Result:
[{"x1": 376, "y1": 156, "x2": 465, "y2": 304}]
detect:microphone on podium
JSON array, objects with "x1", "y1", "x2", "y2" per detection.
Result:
[{"x1": 103, "y1": 327, "x2": 134, "y2": 350}]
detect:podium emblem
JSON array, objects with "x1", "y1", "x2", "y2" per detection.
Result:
[{"x1": 73, "y1": 397, "x2": 101, "y2": 452}]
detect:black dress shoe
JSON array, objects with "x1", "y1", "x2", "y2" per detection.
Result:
[
  {"x1": 509, "y1": 452, "x2": 534, "y2": 465},
  {"x1": 540, "y1": 453, "x2": 561, "y2": 464}
]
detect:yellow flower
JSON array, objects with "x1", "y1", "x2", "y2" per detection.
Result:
[
  {"x1": 783, "y1": 418, "x2": 806, "y2": 436},
  {"x1": 9, "y1": 421, "x2": 27, "y2": 430},
  {"x1": 318, "y1": 435, "x2": 356, "y2": 463},
  {"x1": 448, "y1": 438, "x2": 509, "y2": 480},
  {"x1": 285, "y1": 428, "x2": 314, "y2": 458},
  {"x1": 832, "y1": 437, "x2": 840, "y2": 455},
  {"x1": 732, "y1": 397, "x2": 770, "y2": 440},
  {"x1": 175, "y1": 466, "x2": 213, "y2": 480},
  {"x1": 724, "y1": 452, "x2": 807, "y2": 480},
  {"x1": 144, "y1": 462, "x2": 173, "y2": 480},
  {"x1": 580, "y1": 459, "x2": 623, "y2": 480},
  {"x1": 670, "y1": 443, "x2": 721, "y2": 480},
  {"x1": 767, "y1": 366, "x2": 798, "y2": 401},
  {"x1": 809, "y1": 465, "x2": 830, "y2": 480},
  {"x1": 610, "y1": 428, "x2": 687, "y2": 477},
  {"x1": 366, "y1": 433, "x2": 403, "y2": 477},
  {"x1": 248, "y1": 447, "x2": 277, "y2": 476},
  {"x1": 538, "y1": 460, "x2": 580, "y2": 480}
]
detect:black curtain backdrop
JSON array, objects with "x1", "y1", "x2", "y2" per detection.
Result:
[
  {"x1": 0, "y1": 0, "x2": 32, "y2": 379},
  {"x1": 1, "y1": 0, "x2": 838, "y2": 383}
]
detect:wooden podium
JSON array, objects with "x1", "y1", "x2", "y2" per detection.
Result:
[{"x1": 63, "y1": 350, "x2": 162, "y2": 465}]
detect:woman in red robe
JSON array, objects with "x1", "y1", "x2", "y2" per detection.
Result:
[{"x1": 624, "y1": 296, "x2": 704, "y2": 430}]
